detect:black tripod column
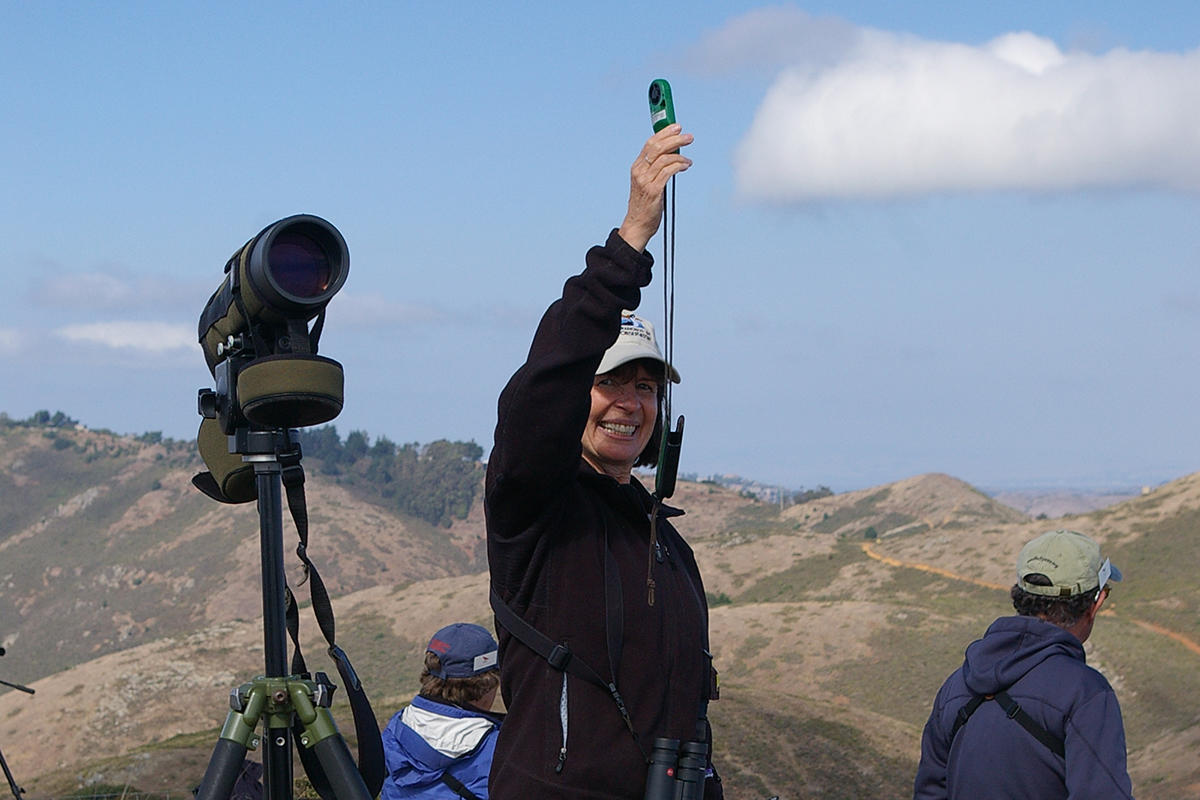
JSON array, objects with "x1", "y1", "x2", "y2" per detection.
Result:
[{"x1": 253, "y1": 452, "x2": 293, "y2": 800}]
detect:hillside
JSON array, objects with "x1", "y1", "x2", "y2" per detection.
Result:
[
  {"x1": 0, "y1": 424, "x2": 486, "y2": 687},
  {"x1": 2, "y1": 424, "x2": 1198, "y2": 798}
]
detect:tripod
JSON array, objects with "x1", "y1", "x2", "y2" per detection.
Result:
[
  {"x1": 195, "y1": 428, "x2": 371, "y2": 800},
  {"x1": 0, "y1": 676, "x2": 33, "y2": 800}
]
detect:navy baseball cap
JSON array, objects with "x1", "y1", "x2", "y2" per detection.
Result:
[{"x1": 427, "y1": 623, "x2": 499, "y2": 678}]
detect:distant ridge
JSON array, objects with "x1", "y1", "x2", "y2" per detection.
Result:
[
  {"x1": 783, "y1": 471, "x2": 1028, "y2": 537},
  {"x1": 988, "y1": 486, "x2": 1142, "y2": 518}
]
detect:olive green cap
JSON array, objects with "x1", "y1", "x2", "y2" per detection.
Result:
[{"x1": 1016, "y1": 529, "x2": 1122, "y2": 598}]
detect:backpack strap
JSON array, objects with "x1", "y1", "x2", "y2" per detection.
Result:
[
  {"x1": 949, "y1": 694, "x2": 988, "y2": 743},
  {"x1": 439, "y1": 772, "x2": 482, "y2": 800},
  {"x1": 949, "y1": 691, "x2": 1064, "y2": 759},
  {"x1": 994, "y1": 691, "x2": 1066, "y2": 758}
]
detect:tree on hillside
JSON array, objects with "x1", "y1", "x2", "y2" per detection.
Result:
[
  {"x1": 299, "y1": 425, "x2": 346, "y2": 465},
  {"x1": 23, "y1": 410, "x2": 80, "y2": 428},
  {"x1": 344, "y1": 430, "x2": 369, "y2": 460},
  {"x1": 297, "y1": 426, "x2": 485, "y2": 527}
]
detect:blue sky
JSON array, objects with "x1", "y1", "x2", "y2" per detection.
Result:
[{"x1": 3, "y1": 1, "x2": 1200, "y2": 491}]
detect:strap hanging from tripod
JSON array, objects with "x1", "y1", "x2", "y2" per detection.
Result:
[{"x1": 277, "y1": 447, "x2": 386, "y2": 799}]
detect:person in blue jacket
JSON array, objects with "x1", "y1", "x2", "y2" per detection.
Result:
[
  {"x1": 382, "y1": 623, "x2": 503, "y2": 800},
  {"x1": 913, "y1": 529, "x2": 1134, "y2": 799}
]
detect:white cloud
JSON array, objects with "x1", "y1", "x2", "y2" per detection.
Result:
[
  {"x1": 32, "y1": 271, "x2": 207, "y2": 311},
  {"x1": 725, "y1": 12, "x2": 1200, "y2": 200},
  {"x1": 54, "y1": 321, "x2": 194, "y2": 353},
  {"x1": 329, "y1": 292, "x2": 445, "y2": 327},
  {"x1": 679, "y1": 6, "x2": 865, "y2": 76},
  {"x1": 0, "y1": 328, "x2": 21, "y2": 354}
]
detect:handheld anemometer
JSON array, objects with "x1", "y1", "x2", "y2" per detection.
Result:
[
  {"x1": 649, "y1": 79, "x2": 676, "y2": 132},
  {"x1": 647, "y1": 79, "x2": 684, "y2": 502}
]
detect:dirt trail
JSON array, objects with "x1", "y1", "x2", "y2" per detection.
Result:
[
  {"x1": 860, "y1": 541, "x2": 1008, "y2": 591},
  {"x1": 860, "y1": 543, "x2": 1200, "y2": 658}
]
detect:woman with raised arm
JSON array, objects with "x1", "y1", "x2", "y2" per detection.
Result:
[{"x1": 485, "y1": 124, "x2": 722, "y2": 800}]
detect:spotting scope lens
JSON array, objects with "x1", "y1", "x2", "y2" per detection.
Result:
[
  {"x1": 245, "y1": 216, "x2": 348, "y2": 315},
  {"x1": 268, "y1": 231, "x2": 333, "y2": 299}
]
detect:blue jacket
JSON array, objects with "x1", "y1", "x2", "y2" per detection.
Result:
[
  {"x1": 913, "y1": 615, "x2": 1134, "y2": 799},
  {"x1": 382, "y1": 694, "x2": 501, "y2": 800}
]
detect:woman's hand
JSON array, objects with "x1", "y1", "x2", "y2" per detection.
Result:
[{"x1": 617, "y1": 124, "x2": 694, "y2": 253}]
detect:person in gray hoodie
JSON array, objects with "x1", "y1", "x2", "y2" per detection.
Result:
[{"x1": 913, "y1": 529, "x2": 1134, "y2": 799}]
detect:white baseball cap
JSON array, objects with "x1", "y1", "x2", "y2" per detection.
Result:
[{"x1": 596, "y1": 311, "x2": 681, "y2": 383}]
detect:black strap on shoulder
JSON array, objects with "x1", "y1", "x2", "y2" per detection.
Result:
[
  {"x1": 276, "y1": 449, "x2": 386, "y2": 799},
  {"x1": 489, "y1": 584, "x2": 638, "y2": 742},
  {"x1": 994, "y1": 690, "x2": 1066, "y2": 758},
  {"x1": 439, "y1": 772, "x2": 482, "y2": 800},
  {"x1": 949, "y1": 694, "x2": 987, "y2": 743},
  {"x1": 949, "y1": 691, "x2": 1064, "y2": 759}
]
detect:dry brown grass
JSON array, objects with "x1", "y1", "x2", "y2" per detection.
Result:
[{"x1": 4, "y1": 461, "x2": 1200, "y2": 797}]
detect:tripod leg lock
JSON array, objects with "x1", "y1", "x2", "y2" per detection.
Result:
[
  {"x1": 290, "y1": 681, "x2": 339, "y2": 748},
  {"x1": 219, "y1": 680, "x2": 269, "y2": 749},
  {"x1": 219, "y1": 711, "x2": 261, "y2": 751}
]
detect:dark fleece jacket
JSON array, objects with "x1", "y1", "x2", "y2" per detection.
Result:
[
  {"x1": 914, "y1": 614, "x2": 1134, "y2": 800},
  {"x1": 485, "y1": 231, "x2": 718, "y2": 800}
]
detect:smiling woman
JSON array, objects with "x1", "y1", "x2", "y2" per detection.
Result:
[
  {"x1": 581, "y1": 346, "x2": 661, "y2": 481},
  {"x1": 483, "y1": 125, "x2": 723, "y2": 800}
]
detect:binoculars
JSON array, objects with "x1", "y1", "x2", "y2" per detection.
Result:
[{"x1": 643, "y1": 737, "x2": 708, "y2": 800}]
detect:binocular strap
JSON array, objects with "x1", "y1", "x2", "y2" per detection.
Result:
[{"x1": 490, "y1": 522, "x2": 644, "y2": 774}]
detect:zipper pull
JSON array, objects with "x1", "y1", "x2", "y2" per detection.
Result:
[
  {"x1": 654, "y1": 540, "x2": 664, "y2": 563},
  {"x1": 555, "y1": 746, "x2": 567, "y2": 773}
]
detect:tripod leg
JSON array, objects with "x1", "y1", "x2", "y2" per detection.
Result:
[
  {"x1": 0, "y1": 745, "x2": 24, "y2": 800},
  {"x1": 290, "y1": 687, "x2": 372, "y2": 800},
  {"x1": 195, "y1": 738, "x2": 249, "y2": 800},
  {"x1": 312, "y1": 736, "x2": 372, "y2": 800},
  {"x1": 197, "y1": 691, "x2": 264, "y2": 800}
]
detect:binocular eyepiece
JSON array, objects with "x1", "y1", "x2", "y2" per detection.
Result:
[{"x1": 643, "y1": 737, "x2": 707, "y2": 800}]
